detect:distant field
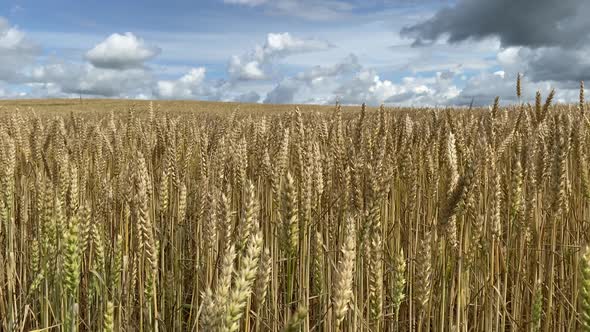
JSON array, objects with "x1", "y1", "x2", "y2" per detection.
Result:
[{"x1": 0, "y1": 98, "x2": 371, "y2": 115}]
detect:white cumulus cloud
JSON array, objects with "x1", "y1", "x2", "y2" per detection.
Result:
[
  {"x1": 262, "y1": 53, "x2": 462, "y2": 106},
  {"x1": 229, "y1": 32, "x2": 332, "y2": 81},
  {"x1": 263, "y1": 54, "x2": 359, "y2": 104},
  {"x1": 31, "y1": 62, "x2": 154, "y2": 98},
  {"x1": 0, "y1": 17, "x2": 40, "y2": 82},
  {"x1": 154, "y1": 67, "x2": 214, "y2": 99},
  {"x1": 229, "y1": 56, "x2": 266, "y2": 80},
  {"x1": 85, "y1": 32, "x2": 160, "y2": 69}
]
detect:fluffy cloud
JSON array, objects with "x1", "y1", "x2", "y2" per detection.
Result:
[
  {"x1": 0, "y1": 19, "x2": 35, "y2": 52},
  {"x1": 262, "y1": 53, "x2": 461, "y2": 106},
  {"x1": 331, "y1": 69, "x2": 399, "y2": 105},
  {"x1": 333, "y1": 69, "x2": 460, "y2": 106},
  {"x1": 401, "y1": 0, "x2": 590, "y2": 49},
  {"x1": 263, "y1": 54, "x2": 360, "y2": 104},
  {"x1": 229, "y1": 32, "x2": 332, "y2": 81},
  {"x1": 31, "y1": 62, "x2": 154, "y2": 97},
  {"x1": 153, "y1": 67, "x2": 219, "y2": 99},
  {"x1": 263, "y1": 80, "x2": 300, "y2": 104},
  {"x1": 0, "y1": 17, "x2": 40, "y2": 81},
  {"x1": 85, "y1": 32, "x2": 161, "y2": 69},
  {"x1": 229, "y1": 56, "x2": 266, "y2": 80},
  {"x1": 23, "y1": 32, "x2": 163, "y2": 98}
]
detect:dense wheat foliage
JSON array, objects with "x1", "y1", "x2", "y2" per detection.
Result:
[{"x1": 2, "y1": 83, "x2": 590, "y2": 331}]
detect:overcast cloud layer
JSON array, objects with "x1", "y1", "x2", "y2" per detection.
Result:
[{"x1": 0, "y1": 0, "x2": 586, "y2": 106}]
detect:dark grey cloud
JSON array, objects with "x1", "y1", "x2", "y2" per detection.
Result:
[
  {"x1": 521, "y1": 47, "x2": 590, "y2": 83},
  {"x1": 401, "y1": 0, "x2": 590, "y2": 49}
]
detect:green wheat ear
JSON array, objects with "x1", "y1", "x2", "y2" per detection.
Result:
[
  {"x1": 64, "y1": 220, "x2": 80, "y2": 295},
  {"x1": 104, "y1": 301, "x2": 114, "y2": 332},
  {"x1": 531, "y1": 278, "x2": 542, "y2": 332},
  {"x1": 581, "y1": 247, "x2": 590, "y2": 331},
  {"x1": 392, "y1": 249, "x2": 406, "y2": 315}
]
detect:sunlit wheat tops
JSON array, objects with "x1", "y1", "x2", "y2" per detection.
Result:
[{"x1": 3, "y1": 81, "x2": 590, "y2": 331}]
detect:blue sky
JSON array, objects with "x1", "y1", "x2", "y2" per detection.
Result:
[{"x1": 0, "y1": 0, "x2": 587, "y2": 105}]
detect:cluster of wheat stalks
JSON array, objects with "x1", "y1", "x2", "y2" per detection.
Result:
[{"x1": 2, "y1": 80, "x2": 590, "y2": 331}]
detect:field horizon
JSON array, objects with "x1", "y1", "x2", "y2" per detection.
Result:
[
  {"x1": 0, "y1": 98, "x2": 375, "y2": 114},
  {"x1": 0, "y1": 98, "x2": 506, "y2": 116}
]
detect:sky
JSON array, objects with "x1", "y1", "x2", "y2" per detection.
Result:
[{"x1": 0, "y1": 0, "x2": 588, "y2": 106}]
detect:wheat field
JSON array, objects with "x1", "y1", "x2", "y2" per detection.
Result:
[{"x1": 1, "y1": 82, "x2": 590, "y2": 331}]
